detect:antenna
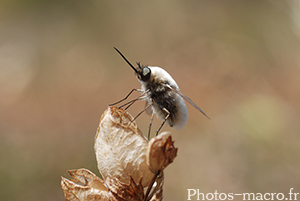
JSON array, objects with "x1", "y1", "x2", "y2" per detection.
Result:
[{"x1": 114, "y1": 47, "x2": 138, "y2": 74}]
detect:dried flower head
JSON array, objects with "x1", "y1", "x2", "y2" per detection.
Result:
[{"x1": 61, "y1": 106, "x2": 177, "y2": 201}]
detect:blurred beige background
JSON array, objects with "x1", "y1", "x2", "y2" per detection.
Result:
[{"x1": 1, "y1": 1, "x2": 300, "y2": 201}]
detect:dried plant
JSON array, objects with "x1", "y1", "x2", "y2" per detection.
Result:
[{"x1": 61, "y1": 106, "x2": 177, "y2": 201}]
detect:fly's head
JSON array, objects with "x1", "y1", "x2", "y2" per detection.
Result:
[{"x1": 136, "y1": 62, "x2": 151, "y2": 82}]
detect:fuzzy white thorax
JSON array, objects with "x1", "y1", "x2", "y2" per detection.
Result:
[
  {"x1": 149, "y1": 67, "x2": 179, "y2": 89},
  {"x1": 140, "y1": 66, "x2": 188, "y2": 129}
]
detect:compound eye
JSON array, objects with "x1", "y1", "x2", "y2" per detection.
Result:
[
  {"x1": 140, "y1": 67, "x2": 151, "y2": 81},
  {"x1": 143, "y1": 67, "x2": 150, "y2": 76}
]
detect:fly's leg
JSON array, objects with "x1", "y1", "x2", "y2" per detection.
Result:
[
  {"x1": 109, "y1": 89, "x2": 142, "y2": 106},
  {"x1": 156, "y1": 108, "x2": 170, "y2": 136},
  {"x1": 120, "y1": 89, "x2": 150, "y2": 110},
  {"x1": 110, "y1": 89, "x2": 150, "y2": 110},
  {"x1": 131, "y1": 102, "x2": 153, "y2": 123},
  {"x1": 148, "y1": 112, "x2": 154, "y2": 140}
]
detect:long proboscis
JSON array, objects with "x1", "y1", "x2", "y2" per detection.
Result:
[{"x1": 114, "y1": 47, "x2": 138, "y2": 74}]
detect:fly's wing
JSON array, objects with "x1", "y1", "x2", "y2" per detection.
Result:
[{"x1": 167, "y1": 85, "x2": 210, "y2": 119}]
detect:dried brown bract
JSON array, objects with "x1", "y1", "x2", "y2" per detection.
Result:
[
  {"x1": 61, "y1": 106, "x2": 177, "y2": 201},
  {"x1": 147, "y1": 132, "x2": 178, "y2": 173}
]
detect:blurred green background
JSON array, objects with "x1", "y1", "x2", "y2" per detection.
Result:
[{"x1": 1, "y1": 1, "x2": 300, "y2": 200}]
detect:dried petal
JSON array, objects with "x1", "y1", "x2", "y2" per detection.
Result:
[
  {"x1": 106, "y1": 177, "x2": 144, "y2": 201},
  {"x1": 147, "y1": 132, "x2": 178, "y2": 173},
  {"x1": 61, "y1": 168, "x2": 117, "y2": 201},
  {"x1": 95, "y1": 106, "x2": 154, "y2": 187},
  {"x1": 67, "y1": 169, "x2": 107, "y2": 191}
]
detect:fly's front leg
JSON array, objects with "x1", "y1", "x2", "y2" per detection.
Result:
[
  {"x1": 109, "y1": 88, "x2": 143, "y2": 106},
  {"x1": 121, "y1": 89, "x2": 150, "y2": 110}
]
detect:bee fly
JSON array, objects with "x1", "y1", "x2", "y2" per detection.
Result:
[{"x1": 111, "y1": 47, "x2": 210, "y2": 137}]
